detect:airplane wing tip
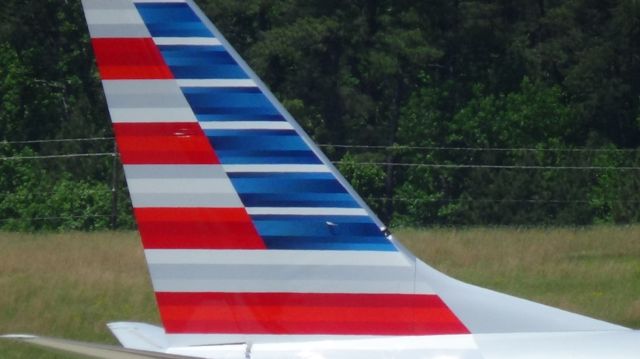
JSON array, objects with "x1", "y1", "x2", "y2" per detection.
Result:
[{"x1": 0, "y1": 334, "x2": 38, "y2": 340}]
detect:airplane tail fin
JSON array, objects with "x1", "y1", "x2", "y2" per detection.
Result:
[{"x1": 80, "y1": 0, "x2": 625, "y2": 347}]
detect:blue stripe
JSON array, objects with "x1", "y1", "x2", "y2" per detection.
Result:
[
  {"x1": 254, "y1": 219, "x2": 382, "y2": 236},
  {"x1": 185, "y1": 88, "x2": 272, "y2": 110},
  {"x1": 158, "y1": 46, "x2": 232, "y2": 64},
  {"x1": 250, "y1": 215, "x2": 376, "y2": 223},
  {"x1": 196, "y1": 114, "x2": 287, "y2": 122},
  {"x1": 213, "y1": 151, "x2": 321, "y2": 164},
  {"x1": 263, "y1": 237, "x2": 396, "y2": 251},
  {"x1": 208, "y1": 130, "x2": 320, "y2": 164},
  {"x1": 136, "y1": 3, "x2": 212, "y2": 37},
  {"x1": 158, "y1": 46, "x2": 248, "y2": 79},
  {"x1": 229, "y1": 172, "x2": 358, "y2": 208},
  {"x1": 239, "y1": 193, "x2": 358, "y2": 207},
  {"x1": 206, "y1": 130, "x2": 309, "y2": 151}
]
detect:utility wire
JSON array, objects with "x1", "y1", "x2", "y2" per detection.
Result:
[
  {"x1": 333, "y1": 161, "x2": 640, "y2": 171},
  {"x1": 0, "y1": 152, "x2": 116, "y2": 161},
  {"x1": 4, "y1": 136, "x2": 639, "y2": 153},
  {"x1": 1, "y1": 150, "x2": 638, "y2": 170},
  {"x1": 366, "y1": 197, "x2": 640, "y2": 204},
  {"x1": 2, "y1": 137, "x2": 114, "y2": 145},
  {"x1": 319, "y1": 144, "x2": 640, "y2": 153},
  {"x1": 0, "y1": 214, "x2": 112, "y2": 222}
]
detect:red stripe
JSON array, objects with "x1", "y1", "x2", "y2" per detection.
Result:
[
  {"x1": 135, "y1": 208, "x2": 266, "y2": 249},
  {"x1": 156, "y1": 292, "x2": 469, "y2": 335},
  {"x1": 91, "y1": 38, "x2": 173, "y2": 79},
  {"x1": 113, "y1": 123, "x2": 218, "y2": 164}
]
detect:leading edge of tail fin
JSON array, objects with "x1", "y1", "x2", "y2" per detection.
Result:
[{"x1": 81, "y1": 0, "x2": 470, "y2": 345}]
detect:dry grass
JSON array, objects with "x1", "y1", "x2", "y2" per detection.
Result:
[
  {"x1": 395, "y1": 226, "x2": 640, "y2": 328},
  {"x1": 0, "y1": 232, "x2": 158, "y2": 358},
  {"x1": 0, "y1": 227, "x2": 639, "y2": 358}
]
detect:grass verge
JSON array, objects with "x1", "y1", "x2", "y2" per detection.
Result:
[{"x1": 0, "y1": 226, "x2": 638, "y2": 358}]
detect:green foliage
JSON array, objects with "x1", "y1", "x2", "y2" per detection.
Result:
[
  {"x1": 0, "y1": 0, "x2": 638, "y2": 228},
  {"x1": 337, "y1": 152, "x2": 386, "y2": 214},
  {"x1": 0, "y1": 145, "x2": 133, "y2": 231}
]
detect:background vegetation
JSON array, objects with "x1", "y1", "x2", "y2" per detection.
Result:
[
  {"x1": 1, "y1": 0, "x2": 639, "y2": 228},
  {"x1": 1, "y1": 227, "x2": 639, "y2": 357}
]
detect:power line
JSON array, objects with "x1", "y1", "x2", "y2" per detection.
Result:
[
  {"x1": 0, "y1": 152, "x2": 116, "y2": 161},
  {"x1": 3, "y1": 136, "x2": 639, "y2": 153},
  {"x1": 333, "y1": 161, "x2": 640, "y2": 171},
  {"x1": 2, "y1": 137, "x2": 114, "y2": 145},
  {"x1": 0, "y1": 214, "x2": 112, "y2": 222},
  {"x1": 319, "y1": 144, "x2": 640, "y2": 153},
  {"x1": 0, "y1": 188, "x2": 121, "y2": 199},
  {"x1": 365, "y1": 197, "x2": 640, "y2": 204}
]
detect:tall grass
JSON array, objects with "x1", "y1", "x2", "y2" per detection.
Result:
[
  {"x1": 396, "y1": 226, "x2": 640, "y2": 328},
  {"x1": 0, "y1": 227, "x2": 638, "y2": 358}
]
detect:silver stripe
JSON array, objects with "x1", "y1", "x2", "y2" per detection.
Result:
[
  {"x1": 176, "y1": 79, "x2": 257, "y2": 87},
  {"x1": 166, "y1": 333, "x2": 479, "y2": 349},
  {"x1": 145, "y1": 249, "x2": 412, "y2": 267},
  {"x1": 103, "y1": 80, "x2": 197, "y2": 123},
  {"x1": 84, "y1": 9, "x2": 142, "y2": 25},
  {"x1": 134, "y1": 0, "x2": 185, "y2": 2},
  {"x1": 246, "y1": 208, "x2": 368, "y2": 216},
  {"x1": 148, "y1": 264, "x2": 425, "y2": 294},
  {"x1": 103, "y1": 80, "x2": 191, "y2": 108},
  {"x1": 130, "y1": 193, "x2": 242, "y2": 208},
  {"x1": 199, "y1": 121, "x2": 293, "y2": 130},
  {"x1": 222, "y1": 164, "x2": 330, "y2": 173},
  {"x1": 108, "y1": 108, "x2": 197, "y2": 123},
  {"x1": 124, "y1": 164, "x2": 228, "y2": 179},
  {"x1": 87, "y1": 24, "x2": 150, "y2": 38},
  {"x1": 82, "y1": 0, "x2": 150, "y2": 38},
  {"x1": 123, "y1": 165, "x2": 243, "y2": 208},
  {"x1": 154, "y1": 37, "x2": 221, "y2": 46},
  {"x1": 83, "y1": 0, "x2": 140, "y2": 9}
]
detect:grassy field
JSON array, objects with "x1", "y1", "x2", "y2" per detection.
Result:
[{"x1": 0, "y1": 226, "x2": 639, "y2": 358}]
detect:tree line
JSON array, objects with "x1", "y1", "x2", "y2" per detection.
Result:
[{"x1": 1, "y1": 0, "x2": 639, "y2": 230}]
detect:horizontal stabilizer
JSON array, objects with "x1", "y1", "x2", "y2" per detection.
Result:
[
  {"x1": 0, "y1": 334, "x2": 195, "y2": 359},
  {"x1": 108, "y1": 322, "x2": 169, "y2": 352}
]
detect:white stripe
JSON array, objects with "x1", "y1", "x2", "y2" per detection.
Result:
[
  {"x1": 108, "y1": 108, "x2": 197, "y2": 123},
  {"x1": 85, "y1": 9, "x2": 143, "y2": 25},
  {"x1": 166, "y1": 334, "x2": 479, "y2": 348},
  {"x1": 223, "y1": 164, "x2": 330, "y2": 173},
  {"x1": 246, "y1": 208, "x2": 368, "y2": 216},
  {"x1": 145, "y1": 249, "x2": 411, "y2": 267},
  {"x1": 199, "y1": 121, "x2": 293, "y2": 130},
  {"x1": 176, "y1": 79, "x2": 257, "y2": 87},
  {"x1": 128, "y1": 178, "x2": 236, "y2": 194},
  {"x1": 150, "y1": 278, "x2": 421, "y2": 294},
  {"x1": 153, "y1": 37, "x2": 221, "y2": 46},
  {"x1": 134, "y1": 0, "x2": 185, "y2": 2}
]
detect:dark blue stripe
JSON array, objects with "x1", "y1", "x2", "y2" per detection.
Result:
[
  {"x1": 250, "y1": 215, "x2": 394, "y2": 250},
  {"x1": 254, "y1": 220, "x2": 382, "y2": 237},
  {"x1": 250, "y1": 215, "x2": 377, "y2": 223},
  {"x1": 263, "y1": 237, "x2": 396, "y2": 251},
  {"x1": 196, "y1": 114, "x2": 287, "y2": 121},
  {"x1": 229, "y1": 172, "x2": 339, "y2": 180},
  {"x1": 136, "y1": 3, "x2": 212, "y2": 37},
  {"x1": 238, "y1": 193, "x2": 359, "y2": 207},
  {"x1": 213, "y1": 151, "x2": 321, "y2": 164},
  {"x1": 230, "y1": 176, "x2": 347, "y2": 193},
  {"x1": 186, "y1": 90, "x2": 272, "y2": 109},
  {"x1": 206, "y1": 131, "x2": 309, "y2": 151},
  {"x1": 158, "y1": 46, "x2": 249, "y2": 79},
  {"x1": 159, "y1": 46, "x2": 234, "y2": 64}
]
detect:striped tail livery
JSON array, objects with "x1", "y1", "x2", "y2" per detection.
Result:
[{"x1": 3, "y1": 1, "x2": 638, "y2": 358}]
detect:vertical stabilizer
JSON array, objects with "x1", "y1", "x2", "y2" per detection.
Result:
[{"x1": 81, "y1": 0, "x2": 469, "y2": 346}]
